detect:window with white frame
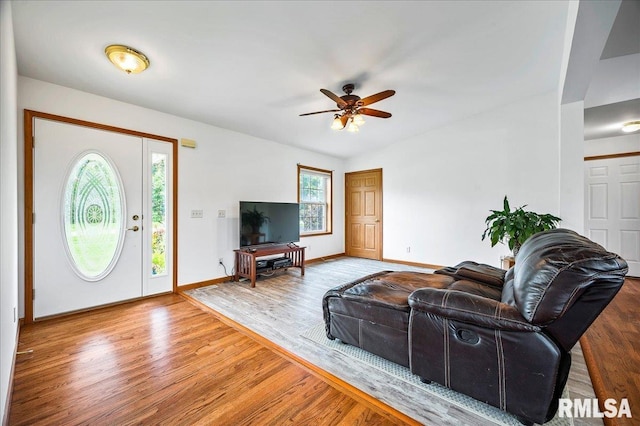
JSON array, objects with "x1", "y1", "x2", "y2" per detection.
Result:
[{"x1": 298, "y1": 165, "x2": 332, "y2": 235}]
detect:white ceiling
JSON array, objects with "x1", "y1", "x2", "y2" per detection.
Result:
[
  {"x1": 9, "y1": 1, "x2": 634, "y2": 158},
  {"x1": 585, "y1": 99, "x2": 640, "y2": 140}
]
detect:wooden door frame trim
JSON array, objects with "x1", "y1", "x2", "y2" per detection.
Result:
[
  {"x1": 584, "y1": 151, "x2": 640, "y2": 161},
  {"x1": 23, "y1": 109, "x2": 179, "y2": 323},
  {"x1": 344, "y1": 168, "x2": 383, "y2": 260}
]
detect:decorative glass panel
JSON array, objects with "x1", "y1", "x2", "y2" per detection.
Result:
[
  {"x1": 151, "y1": 153, "x2": 167, "y2": 276},
  {"x1": 63, "y1": 152, "x2": 124, "y2": 280}
]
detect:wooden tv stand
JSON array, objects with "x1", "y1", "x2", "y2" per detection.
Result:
[{"x1": 234, "y1": 244, "x2": 305, "y2": 288}]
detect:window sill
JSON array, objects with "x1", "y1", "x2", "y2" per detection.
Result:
[{"x1": 301, "y1": 231, "x2": 332, "y2": 237}]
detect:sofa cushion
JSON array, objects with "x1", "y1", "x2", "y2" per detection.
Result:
[
  {"x1": 448, "y1": 279, "x2": 502, "y2": 301},
  {"x1": 435, "y1": 261, "x2": 506, "y2": 288},
  {"x1": 513, "y1": 228, "x2": 628, "y2": 325},
  {"x1": 341, "y1": 271, "x2": 453, "y2": 309},
  {"x1": 323, "y1": 271, "x2": 455, "y2": 367}
]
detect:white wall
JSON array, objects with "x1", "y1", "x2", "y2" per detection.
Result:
[
  {"x1": 346, "y1": 91, "x2": 562, "y2": 268},
  {"x1": 0, "y1": 0, "x2": 20, "y2": 421},
  {"x1": 559, "y1": 101, "x2": 585, "y2": 232},
  {"x1": 17, "y1": 77, "x2": 345, "y2": 305},
  {"x1": 585, "y1": 132, "x2": 640, "y2": 157}
]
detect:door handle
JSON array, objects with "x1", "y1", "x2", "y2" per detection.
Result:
[{"x1": 127, "y1": 226, "x2": 140, "y2": 232}]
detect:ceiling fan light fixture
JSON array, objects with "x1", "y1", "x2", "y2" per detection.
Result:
[
  {"x1": 622, "y1": 121, "x2": 640, "y2": 133},
  {"x1": 105, "y1": 44, "x2": 150, "y2": 74},
  {"x1": 331, "y1": 115, "x2": 345, "y2": 130},
  {"x1": 346, "y1": 119, "x2": 360, "y2": 133},
  {"x1": 352, "y1": 113, "x2": 365, "y2": 126},
  {"x1": 300, "y1": 83, "x2": 395, "y2": 131}
]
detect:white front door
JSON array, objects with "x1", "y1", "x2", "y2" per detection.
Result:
[
  {"x1": 585, "y1": 155, "x2": 640, "y2": 277},
  {"x1": 33, "y1": 118, "x2": 172, "y2": 318}
]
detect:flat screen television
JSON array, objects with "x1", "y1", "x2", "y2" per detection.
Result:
[{"x1": 239, "y1": 201, "x2": 300, "y2": 248}]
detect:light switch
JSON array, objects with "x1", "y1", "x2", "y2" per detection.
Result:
[{"x1": 191, "y1": 209, "x2": 203, "y2": 218}]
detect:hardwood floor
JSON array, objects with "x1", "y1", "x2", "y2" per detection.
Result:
[
  {"x1": 9, "y1": 259, "x2": 635, "y2": 425},
  {"x1": 185, "y1": 258, "x2": 599, "y2": 425},
  {"x1": 10, "y1": 294, "x2": 401, "y2": 425},
  {"x1": 580, "y1": 277, "x2": 639, "y2": 426}
]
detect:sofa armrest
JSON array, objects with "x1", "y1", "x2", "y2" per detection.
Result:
[
  {"x1": 435, "y1": 261, "x2": 506, "y2": 288},
  {"x1": 408, "y1": 287, "x2": 540, "y2": 332}
]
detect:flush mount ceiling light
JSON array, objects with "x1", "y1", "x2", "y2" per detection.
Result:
[
  {"x1": 105, "y1": 44, "x2": 150, "y2": 74},
  {"x1": 622, "y1": 121, "x2": 640, "y2": 133}
]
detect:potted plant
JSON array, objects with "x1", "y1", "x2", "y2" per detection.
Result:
[{"x1": 482, "y1": 196, "x2": 561, "y2": 255}]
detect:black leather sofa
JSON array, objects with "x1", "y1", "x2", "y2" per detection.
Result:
[{"x1": 322, "y1": 229, "x2": 628, "y2": 424}]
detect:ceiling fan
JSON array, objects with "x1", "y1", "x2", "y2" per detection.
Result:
[{"x1": 300, "y1": 83, "x2": 395, "y2": 132}]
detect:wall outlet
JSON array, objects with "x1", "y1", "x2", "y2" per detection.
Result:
[
  {"x1": 191, "y1": 209, "x2": 203, "y2": 218},
  {"x1": 217, "y1": 209, "x2": 226, "y2": 218},
  {"x1": 218, "y1": 258, "x2": 224, "y2": 264},
  {"x1": 406, "y1": 246, "x2": 411, "y2": 253}
]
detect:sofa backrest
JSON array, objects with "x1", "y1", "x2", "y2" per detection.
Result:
[{"x1": 510, "y1": 228, "x2": 628, "y2": 351}]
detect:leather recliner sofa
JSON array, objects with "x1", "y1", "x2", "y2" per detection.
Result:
[{"x1": 323, "y1": 229, "x2": 628, "y2": 424}]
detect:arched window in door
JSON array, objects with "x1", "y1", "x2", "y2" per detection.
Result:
[{"x1": 62, "y1": 151, "x2": 125, "y2": 281}]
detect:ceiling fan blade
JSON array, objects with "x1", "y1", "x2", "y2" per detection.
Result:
[
  {"x1": 359, "y1": 90, "x2": 396, "y2": 106},
  {"x1": 320, "y1": 89, "x2": 348, "y2": 108},
  {"x1": 359, "y1": 108, "x2": 392, "y2": 118},
  {"x1": 340, "y1": 115, "x2": 349, "y2": 128},
  {"x1": 299, "y1": 109, "x2": 341, "y2": 116}
]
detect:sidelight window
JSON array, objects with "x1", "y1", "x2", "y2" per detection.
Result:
[{"x1": 151, "y1": 152, "x2": 167, "y2": 276}]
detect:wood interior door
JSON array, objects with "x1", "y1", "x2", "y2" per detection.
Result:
[{"x1": 345, "y1": 169, "x2": 383, "y2": 260}]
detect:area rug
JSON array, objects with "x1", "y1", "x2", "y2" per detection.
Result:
[{"x1": 302, "y1": 322, "x2": 573, "y2": 426}]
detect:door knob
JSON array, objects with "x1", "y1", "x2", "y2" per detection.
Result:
[{"x1": 127, "y1": 226, "x2": 139, "y2": 232}]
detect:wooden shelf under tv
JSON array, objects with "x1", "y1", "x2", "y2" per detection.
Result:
[{"x1": 233, "y1": 244, "x2": 305, "y2": 288}]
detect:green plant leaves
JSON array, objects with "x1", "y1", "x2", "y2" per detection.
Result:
[{"x1": 482, "y1": 196, "x2": 561, "y2": 253}]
